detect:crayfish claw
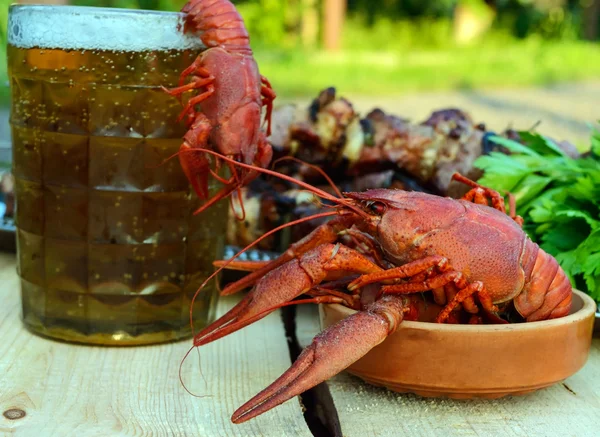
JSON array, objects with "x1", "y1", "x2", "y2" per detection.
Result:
[{"x1": 231, "y1": 295, "x2": 406, "y2": 423}]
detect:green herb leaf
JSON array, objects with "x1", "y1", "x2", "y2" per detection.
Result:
[
  {"x1": 488, "y1": 135, "x2": 540, "y2": 157},
  {"x1": 539, "y1": 221, "x2": 589, "y2": 253},
  {"x1": 518, "y1": 131, "x2": 568, "y2": 158},
  {"x1": 473, "y1": 130, "x2": 600, "y2": 303},
  {"x1": 508, "y1": 174, "x2": 553, "y2": 214},
  {"x1": 475, "y1": 153, "x2": 531, "y2": 192},
  {"x1": 591, "y1": 127, "x2": 600, "y2": 158}
]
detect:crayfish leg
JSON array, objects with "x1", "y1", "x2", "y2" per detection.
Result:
[
  {"x1": 194, "y1": 243, "x2": 382, "y2": 347},
  {"x1": 220, "y1": 215, "x2": 361, "y2": 296},
  {"x1": 260, "y1": 76, "x2": 276, "y2": 136},
  {"x1": 162, "y1": 58, "x2": 213, "y2": 110},
  {"x1": 351, "y1": 260, "x2": 499, "y2": 323},
  {"x1": 347, "y1": 255, "x2": 449, "y2": 291},
  {"x1": 178, "y1": 84, "x2": 215, "y2": 123},
  {"x1": 179, "y1": 113, "x2": 213, "y2": 200},
  {"x1": 452, "y1": 172, "x2": 524, "y2": 226}
]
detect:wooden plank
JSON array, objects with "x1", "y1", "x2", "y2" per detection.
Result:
[
  {"x1": 296, "y1": 304, "x2": 600, "y2": 437},
  {"x1": 0, "y1": 253, "x2": 311, "y2": 437}
]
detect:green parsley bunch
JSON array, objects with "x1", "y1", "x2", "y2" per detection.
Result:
[{"x1": 474, "y1": 130, "x2": 600, "y2": 304}]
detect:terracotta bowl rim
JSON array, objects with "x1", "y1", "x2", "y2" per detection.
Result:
[{"x1": 322, "y1": 289, "x2": 595, "y2": 332}]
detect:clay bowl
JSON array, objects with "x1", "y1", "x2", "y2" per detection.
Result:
[{"x1": 319, "y1": 289, "x2": 595, "y2": 399}]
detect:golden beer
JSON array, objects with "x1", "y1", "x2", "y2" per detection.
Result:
[{"x1": 8, "y1": 5, "x2": 226, "y2": 345}]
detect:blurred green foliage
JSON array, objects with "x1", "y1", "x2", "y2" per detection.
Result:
[
  {"x1": 257, "y1": 38, "x2": 600, "y2": 97},
  {"x1": 0, "y1": 0, "x2": 599, "y2": 100},
  {"x1": 58, "y1": 0, "x2": 600, "y2": 47},
  {"x1": 346, "y1": 0, "x2": 588, "y2": 41}
]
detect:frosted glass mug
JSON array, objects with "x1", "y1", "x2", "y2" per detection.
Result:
[{"x1": 8, "y1": 5, "x2": 225, "y2": 345}]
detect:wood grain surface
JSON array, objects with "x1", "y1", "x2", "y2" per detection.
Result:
[
  {"x1": 2, "y1": 249, "x2": 600, "y2": 437},
  {"x1": 296, "y1": 304, "x2": 600, "y2": 437},
  {"x1": 0, "y1": 253, "x2": 311, "y2": 437}
]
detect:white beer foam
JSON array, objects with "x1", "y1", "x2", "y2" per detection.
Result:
[{"x1": 8, "y1": 5, "x2": 205, "y2": 51}]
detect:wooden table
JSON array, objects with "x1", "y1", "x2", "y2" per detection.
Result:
[{"x1": 1, "y1": 251, "x2": 599, "y2": 437}]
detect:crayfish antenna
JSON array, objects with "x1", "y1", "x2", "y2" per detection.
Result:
[
  {"x1": 189, "y1": 147, "x2": 370, "y2": 219},
  {"x1": 213, "y1": 259, "x2": 270, "y2": 272},
  {"x1": 231, "y1": 295, "x2": 406, "y2": 423},
  {"x1": 193, "y1": 182, "x2": 241, "y2": 216},
  {"x1": 272, "y1": 156, "x2": 344, "y2": 199},
  {"x1": 186, "y1": 211, "x2": 338, "y2": 340}
]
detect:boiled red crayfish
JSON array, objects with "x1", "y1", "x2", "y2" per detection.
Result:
[
  {"x1": 165, "y1": 0, "x2": 276, "y2": 215},
  {"x1": 189, "y1": 152, "x2": 572, "y2": 423}
]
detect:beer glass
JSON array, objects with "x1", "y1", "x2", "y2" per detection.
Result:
[{"x1": 7, "y1": 5, "x2": 226, "y2": 345}]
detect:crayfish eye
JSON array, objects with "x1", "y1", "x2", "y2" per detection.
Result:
[{"x1": 369, "y1": 201, "x2": 386, "y2": 215}]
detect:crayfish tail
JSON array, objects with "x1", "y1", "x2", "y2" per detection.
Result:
[
  {"x1": 515, "y1": 247, "x2": 572, "y2": 322},
  {"x1": 183, "y1": 0, "x2": 251, "y2": 51}
]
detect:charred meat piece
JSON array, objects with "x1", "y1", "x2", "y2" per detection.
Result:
[
  {"x1": 229, "y1": 88, "x2": 570, "y2": 252},
  {"x1": 351, "y1": 108, "x2": 433, "y2": 182},
  {"x1": 422, "y1": 108, "x2": 485, "y2": 194},
  {"x1": 288, "y1": 87, "x2": 364, "y2": 172},
  {"x1": 353, "y1": 106, "x2": 485, "y2": 195}
]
